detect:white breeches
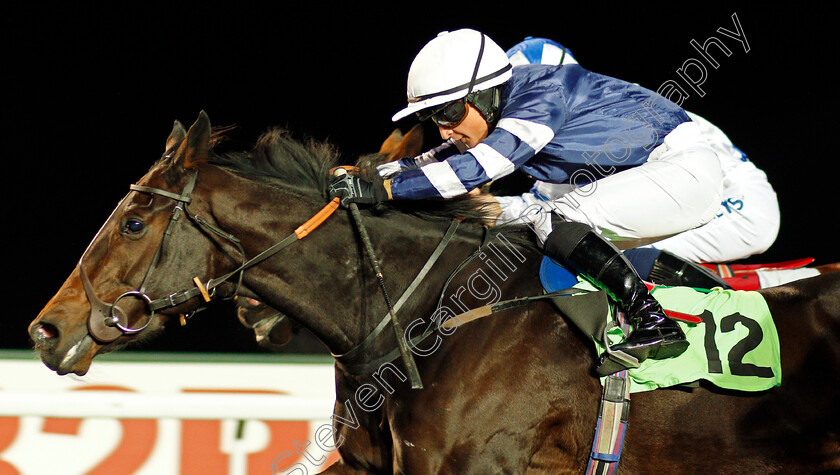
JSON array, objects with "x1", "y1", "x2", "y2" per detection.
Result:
[
  {"x1": 497, "y1": 122, "x2": 724, "y2": 247},
  {"x1": 644, "y1": 159, "x2": 780, "y2": 262}
]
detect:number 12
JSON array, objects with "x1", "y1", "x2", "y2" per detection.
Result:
[{"x1": 698, "y1": 311, "x2": 774, "y2": 378}]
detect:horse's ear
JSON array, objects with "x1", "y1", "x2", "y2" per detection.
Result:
[
  {"x1": 384, "y1": 124, "x2": 424, "y2": 161},
  {"x1": 172, "y1": 111, "x2": 212, "y2": 169},
  {"x1": 375, "y1": 124, "x2": 426, "y2": 163},
  {"x1": 354, "y1": 123, "x2": 427, "y2": 181},
  {"x1": 165, "y1": 120, "x2": 187, "y2": 153},
  {"x1": 378, "y1": 129, "x2": 404, "y2": 155},
  {"x1": 397, "y1": 124, "x2": 425, "y2": 158}
]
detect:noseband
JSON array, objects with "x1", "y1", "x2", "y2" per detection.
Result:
[{"x1": 80, "y1": 169, "x2": 339, "y2": 343}]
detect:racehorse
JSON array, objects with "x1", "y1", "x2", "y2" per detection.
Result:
[{"x1": 29, "y1": 112, "x2": 840, "y2": 473}]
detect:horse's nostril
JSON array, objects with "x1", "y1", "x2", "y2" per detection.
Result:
[{"x1": 32, "y1": 322, "x2": 59, "y2": 343}]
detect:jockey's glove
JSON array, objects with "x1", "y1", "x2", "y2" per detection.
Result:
[{"x1": 328, "y1": 173, "x2": 392, "y2": 208}]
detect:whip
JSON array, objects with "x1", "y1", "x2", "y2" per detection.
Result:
[{"x1": 333, "y1": 168, "x2": 424, "y2": 389}]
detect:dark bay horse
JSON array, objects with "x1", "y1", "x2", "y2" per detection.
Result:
[{"x1": 29, "y1": 112, "x2": 840, "y2": 473}]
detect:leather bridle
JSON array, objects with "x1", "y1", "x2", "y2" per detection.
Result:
[{"x1": 79, "y1": 169, "x2": 339, "y2": 343}]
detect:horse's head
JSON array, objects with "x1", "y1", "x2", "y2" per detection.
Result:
[{"x1": 28, "y1": 111, "x2": 238, "y2": 375}]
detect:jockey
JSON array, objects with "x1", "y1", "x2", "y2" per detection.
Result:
[
  {"x1": 500, "y1": 37, "x2": 781, "y2": 286},
  {"x1": 328, "y1": 29, "x2": 726, "y2": 373}
]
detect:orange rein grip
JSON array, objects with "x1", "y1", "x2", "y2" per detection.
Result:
[
  {"x1": 193, "y1": 277, "x2": 212, "y2": 302},
  {"x1": 295, "y1": 197, "x2": 341, "y2": 239}
]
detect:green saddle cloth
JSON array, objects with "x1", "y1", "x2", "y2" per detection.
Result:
[{"x1": 576, "y1": 281, "x2": 783, "y2": 393}]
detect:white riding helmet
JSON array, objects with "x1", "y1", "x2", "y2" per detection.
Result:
[{"x1": 391, "y1": 29, "x2": 513, "y2": 122}]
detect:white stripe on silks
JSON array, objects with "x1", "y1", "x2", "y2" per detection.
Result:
[
  {"x1": 542, "y1": 46, "x2": 562, "y2": 65},
  {"x1": 508, "y1": 51, "x2": 529, "y2": 66},
  {"x1": 497, "y1": 118, "x2": 555, "y2": 153},
  {"x1": 377, "y1": 161, "x2": 402, "y2": 179},
  {"x1": 421, "y1": 161, "x2": 469, "y2": 198},
  {"x1": 470, "y1": 144, "x2": 516, "y2": 180}
]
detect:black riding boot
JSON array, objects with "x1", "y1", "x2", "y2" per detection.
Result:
[
  {"x1": 623, "y1": 248, "x2": 732, "y2": 289},
  {"x1": 649, "y1": 250, "x2": 732, "y2": 289},
  {"x1": 544, "y1": 219, "x2": 689, "y2": 372}
]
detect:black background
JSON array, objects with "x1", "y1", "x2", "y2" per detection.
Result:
[{"x1": 3, "y1": 4, "x2": 837, "y2": 352}]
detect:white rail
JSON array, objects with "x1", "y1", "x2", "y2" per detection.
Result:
[{"x1": 0, "y1": 390, "x2": 335, "y2": 420}]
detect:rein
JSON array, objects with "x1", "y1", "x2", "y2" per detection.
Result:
[{"x1": 81, "y1": 169, "x2": 340, "y2": 343}]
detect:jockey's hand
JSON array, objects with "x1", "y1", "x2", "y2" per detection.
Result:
[{"x1": 328, "y1": 172, "x2": 390, "y2": 208}]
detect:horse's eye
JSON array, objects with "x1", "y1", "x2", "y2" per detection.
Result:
[{"x1": 122, "y1": 218, "x2": 146, "y2": 235}]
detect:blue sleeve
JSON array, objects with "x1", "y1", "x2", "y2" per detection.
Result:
[{"x1": 389, "y1": 85, "x2": 567, "y2": 200}]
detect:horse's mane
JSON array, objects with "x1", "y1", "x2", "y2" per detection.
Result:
[
  {"x1": 206, "y1": 128, "x2": 336, "y2": 199},
  {"x1": 205, "y1": 128, "x2": 531, "y2": 235}
]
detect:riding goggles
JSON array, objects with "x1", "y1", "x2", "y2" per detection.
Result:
[{"x1": 417, "y1": 98, "x2": 469, "y2": 128}]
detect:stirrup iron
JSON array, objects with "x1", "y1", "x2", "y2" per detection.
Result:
[{"x1": 597, "y1": 326, "x2": 640, "y2": 376}]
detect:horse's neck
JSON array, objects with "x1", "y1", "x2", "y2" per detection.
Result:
[
  {"x1": 206, "y1": 176, "x2": 470, "y2": 353},
  {"x1": 207, "y1": 168, "x2": 541, "y2": 356}
]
